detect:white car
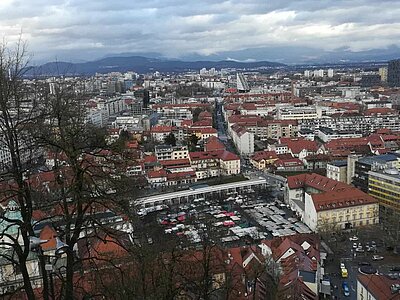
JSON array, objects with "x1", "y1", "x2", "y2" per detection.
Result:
[
  {"x1": 372, "y1": 255, "x2": 384, "y2": 261},
  {"x1": 349, "y1": 236, "x2": 359, "y2": 241},
  {"x1": 353, "y1": 242, "x2": 358, "y2": 249},
  {"x1": 340, "y1": 263, "x2": 346, "y2": 269}
]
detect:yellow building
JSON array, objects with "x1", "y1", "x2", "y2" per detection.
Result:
[
  {"x1": 368, "y1": 169, "x2": 400, "y2": 213},
  {"x1": 250, "y1": 151, "x2": 279, "y2": 170},
  {"x1": 304, "y1": 188, "x2": 379, "y2": 232}
]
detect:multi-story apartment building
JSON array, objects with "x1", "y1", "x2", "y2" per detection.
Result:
[
  {"x1": 316, "y1": 127, "x2": 362, "y2": 143},
  {"x1": 230, "y1": 124, "x2": 254, "y2": 156},
  {"x1": 388, "y1": 59, "x2": 400, "y2": 87},
  {"x1": 228, "y1": 115, "x2": 298, "y2": 141},
  {"x1": 368, "y1": 168, "x2": 400, "y2": 214},
  {"x1": 353, "y1": 153, "x2": 400, "y2": 193},
  {"x1": 150, "y1": 126, "x2": 176, "y2": 143},
  {"x1": 189, "y1": 150, "x2": 240, "y2": 179},
  {"x1": 276, "y1": 106, "x2": 322, "y2": 120},
  {"x1": 151, "y1": 103, "x2": 210, "y2": 120},
  {"x1": 299, "y1": 114, "x2": 400, "y2": 134},
  {"x1": 249, "y1": 151, "x2": 279, "y2": 170},
  {"x1": 326, "y1": 160, "x2": 347, "y2": 183},
  {"x1": 154, "y1": 145, "x2": 189, "y2": 161}
]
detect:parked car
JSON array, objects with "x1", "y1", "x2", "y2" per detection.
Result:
[
  {"x1": 358, "y1": 261, "x2": 371, "y2": 266},
  {"x1": 349, "y1": 236, "x2": 359, "y2": 241},
  {"x1": 353, "y1": 242, "x2": 358, "y2": 249},
  {"x1": 342, "y1": 281, "x2": 350, "y2": 297},
  {"x1": 390, "y1": 266, "x2": 400, "y2": 272},
  {"x1": 372, "y1": 255, "x2": 384, "y2": 261},
  {"x1": 340, "y1": 263, "x2": 346, "y2": 269},
  {"x1": 355, "y1": 247, "x2": 365, "y2": 253}
]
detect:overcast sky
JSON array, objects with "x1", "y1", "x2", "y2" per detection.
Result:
[{"x1": 1, "y1": 0, "x2": 399, "y2": 62}]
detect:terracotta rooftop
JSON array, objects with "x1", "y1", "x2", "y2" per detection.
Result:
[
  {"x1": 150, "y1": 126, "x2": 175, "y2": 133},
  {"x1": 189, "y1": 150, "x2": 239, "y2": 162},
  {"x1": 280, "y1": 138, "x2": 319, "y2": 154},
  {"x1": 312, "y1": 187, "x2": 378, "y2": 212},
  {"x1": 358, "y1": 274, "x2": 400, "y2": 300},
  {"x1": 204, "y1": 136, "x2": 226, "y2": 152},
  {"x1": 287, "y1": 173, "x2": 348, "y2": 191},
  {"x1": 251, "y1": 150, "x2": 279, "y2": 162}
]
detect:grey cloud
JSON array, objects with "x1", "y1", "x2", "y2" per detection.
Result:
[{"x1": 0, "y1": 0, "x2": 399, "y2": 62}]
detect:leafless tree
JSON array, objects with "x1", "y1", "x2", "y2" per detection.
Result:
[{"x1": 0, "y1": 38, "x2": 47, "y2": 299}]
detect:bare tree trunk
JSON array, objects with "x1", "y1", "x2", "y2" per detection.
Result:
[{"x1": 64, "y1": 251, "x2": 75, "y2": 300}]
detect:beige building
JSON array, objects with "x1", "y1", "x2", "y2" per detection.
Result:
[
  {"x1": 155, "y1": 145, "x2": 189, "y2": 161},
  {"x1": 304, "y1": 190, "x2": 379, "y2": 232},
  {"x1": 286, "y1": 173, "x2": 379, "y2": 232},
  {"x1": 379, "y1": 67, "x2": 388, "y2": 82},
  {"x1": 326, "y1": 160, "x2": 347, "y2": 183}
]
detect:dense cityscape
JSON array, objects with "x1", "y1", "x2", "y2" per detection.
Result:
[{"x1": 1, "y1": 1, "x2": 400, "y2": 300}]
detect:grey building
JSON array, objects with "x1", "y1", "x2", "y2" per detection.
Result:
[{"x1": 388, "y1": 59, "x2": 400, "y2": 87}]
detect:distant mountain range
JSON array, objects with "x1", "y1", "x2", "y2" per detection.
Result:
[
  {"x1": 26, "y1": 44, "x2": 400, "y2": 76},
  {"x1": 27, "y1": 56, "x2": 285, "y2": 76}
]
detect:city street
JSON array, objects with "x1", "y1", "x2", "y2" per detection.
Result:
[{"x1": 324, "y1": 225, "x2": 399, "y2": 299}]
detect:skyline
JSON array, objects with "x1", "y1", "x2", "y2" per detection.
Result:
[{"x1": 1, "y1": 0, "x2": 400, "y2": 63}]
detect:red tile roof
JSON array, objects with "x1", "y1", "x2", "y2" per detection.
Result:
[
  {"x1": 160, "y1": 159, "x2": 191, "y2": 168},
  {"x1": 181, "y1": 119, "x2": 193, "y2": 127},
  {"x1": 287, "y1": 173, "x2": 347, "y2": 191},
  {"x1": 204, "y1": 136, "x2": 226, "y2": 151},
  {"x1": 364, "y1": 107, "x2": 397, "y2": 115},
  {"x1": 219, "y1": 150, "x2": 240, "y2": 161},
  {"x1": 312, "y1": 187, "x2": 378, "y2": 212},
  {"x1": 147, "y1": 169, "x2": 167, "y2": 178},
  {"x1": 191, "y1": 119, "x2": 213, "y2": 128},
  {"x1": 150, "y1": 126, "x2": 174, "y2": 133},
  {"x1": 250, "y1": 151, "x2": 279, "y2": 162},
  {"x1": 358, "y1": 274, "x2": 400, "y2": 300},
  {"x1": 143, "y1": 155, "x2": 157, "y2": 164},
  {"x1": 193, "y1": 127, "x2": 217, "y2": 134},
  {"x1": 280, "y1": 138, "x2": 318, "y2": 154},
  {"x1": 274, "y1": 158, "x2": 304, "y2": 168},
  {"x1": 166, "y1": 171, "x2": 197, "y2": 180},
  {"x1": 189, "y1": 150, "x2": 239, "y2": 162},
  {"x1": 39, "y1": 225, "x2": 58, "y2": 251}
]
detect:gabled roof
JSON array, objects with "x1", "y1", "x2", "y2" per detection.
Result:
[
  {"x1": 312, "y1": 187, "x2": 378, "y2": 212},
  {"x1": 358, "y1": 274, "x2": 400, "y2": 300},
  {"x1": 189, "y1": 150, "x2": 239, "y2": 162},
  {"x1": 147, "y1": 169, "x2": 167, "y2": 178},
  {"x1": 287, "y1": 173, "x2": 348, "y2": 191},
  {"x1": 250, "y1": 151, "x2": 279, "y2": 162},
  {"x1": 280, "y1": 138, "x2": 318, "y2": 154},
  {"x1": 204, "y1": 136, "x2": 226, "y2": 152}
]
